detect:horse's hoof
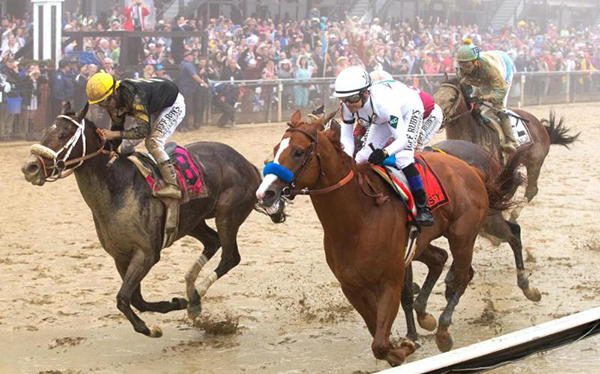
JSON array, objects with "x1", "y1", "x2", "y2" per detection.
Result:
[
  {"x1": 435, "y1": 330, "x2": 454, "y2": 352},
  {"x1": 148, "y1": 325, "x2": 163, "y2": 338},
  {"x1": 187, "y1": 303, "x2": 202, "y2": 320},
  {"x1": 400, "y1": 338, "x2": 418, "y2": 355},
  {"x1": 523, "y1": 287, "x2": 542, "y2": 302},
  {"x1": 172, "y1": 297, "x2": 188, "y2": 310},
  {"x1": 417, "y1": 313, "x2": 437, "y2": 331}
]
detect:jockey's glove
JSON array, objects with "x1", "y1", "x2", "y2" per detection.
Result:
[
  {"x1": 368, "y1": 148, "x2": 389, "y2": 165},
  {"x1": 470, "y1": 95, "x2": 484, "y2": 105}
]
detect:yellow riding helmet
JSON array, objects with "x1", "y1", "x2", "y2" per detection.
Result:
[{"x1": 86, "y1": 72, "x2": 119, "y2": 104}]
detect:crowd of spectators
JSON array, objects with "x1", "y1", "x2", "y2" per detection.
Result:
[{"x1": 1, "y1": 4, "x2": 600, "y2": 135}]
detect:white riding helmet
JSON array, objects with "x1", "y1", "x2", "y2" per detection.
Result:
[{"x1": 333, "y1": 66, "x2": 372, "y2": 97}]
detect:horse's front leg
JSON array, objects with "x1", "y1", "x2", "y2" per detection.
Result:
[
  {"x1": 115, "y1": 249, "x2": 163, "y2": 337},
  {"x1": 374, "y1": 282, "x2": 417, "y2": 366}
]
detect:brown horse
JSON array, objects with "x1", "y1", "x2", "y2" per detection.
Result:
[
  {"x1": 21, "y1": 103, "x2": 285, "y2": 337},
  {"x1": 255, "y1": 110, "x2": 523, "y2": 365},
  {"x1": 433, "y1": 76, "x2": 579, "y2": 222}
]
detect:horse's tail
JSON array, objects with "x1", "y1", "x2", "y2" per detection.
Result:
[
  {"x1": 542, "y1": 110, "x2": 580, "y2": 148},
  {"x1": 482, "y1": 148, "x2": 526, "y2": 212}
]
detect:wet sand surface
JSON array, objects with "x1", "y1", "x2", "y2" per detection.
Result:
[{"x1": 1, "y1": 103, "x2": 599, "y2": 373}]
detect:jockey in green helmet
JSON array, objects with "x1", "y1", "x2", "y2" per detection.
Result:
[{"x1": 456, "y1": 39, "x2": 517, "y2": 156}]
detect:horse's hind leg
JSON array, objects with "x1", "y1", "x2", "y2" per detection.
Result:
[
  {"x1": 436, "y1": 235, "x2": 476, "y2": 352},
  {"x1": 131, "y1": 285, "x2": 188, "y2": 313},
  {"x1": 184, "y1": 221, "x2": 221, "y2": 319},
  {"x1": 413, "y1": 244, "x2": 448, "y2": 332},
  {"x1": 510, "y1": 161, "x2": 543, "y2": 223},
  {"x1": 483, "y1": 215, "x2": 541, "y2": 302},
  {"x1": 114, "y1": 250, "x2": 163, "y2": 337}
]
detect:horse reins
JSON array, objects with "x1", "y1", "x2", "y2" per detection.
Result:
[
  {"x1": 283, "y1": 127, "x2": 354, "y2": 197},
  {"x1": 30, "y1": 115, "x2": 115, "y2": 182}
]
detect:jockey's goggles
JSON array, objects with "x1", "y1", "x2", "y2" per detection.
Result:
[{"x1": 341, "y1": 93, "x2": 362, "y2": 104}]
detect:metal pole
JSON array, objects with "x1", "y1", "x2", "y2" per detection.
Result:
[
  {"x1": 278, "y1": 82, "x2": 282, "y2": 122},
  {"x1": 520, "y1": 74, "x2": 525, "y2": 108},
  {"x1": 566, "y1": 72, "x2": 570, "y2": 104}
]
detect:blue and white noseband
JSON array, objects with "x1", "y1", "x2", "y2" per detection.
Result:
[{"x1": 263, "y1": 162, "x2": 294, "y2": 183}]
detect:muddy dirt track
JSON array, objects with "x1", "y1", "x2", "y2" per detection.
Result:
[{"x1": 1, "y1": 103, "x2": 599, "y2": 374}]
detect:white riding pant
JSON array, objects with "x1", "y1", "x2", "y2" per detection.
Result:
[
  {"x1": 121, "y1": 93, "x2": 186, "y2": 163},
  {"x1": 417, "y1": 104, "x2": 443, "y2": 150}
]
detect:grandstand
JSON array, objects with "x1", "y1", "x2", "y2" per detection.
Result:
[{"x1": 5, "y1": 0, "x2": 600, "y2": 28}]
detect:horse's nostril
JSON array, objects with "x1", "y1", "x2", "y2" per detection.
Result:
[
  {"x1": 26, "y1": 164, "x2": 39, "y2": 175},
  {"x1": 264, "y1": 190, "x2": 275, "y2": 201}
]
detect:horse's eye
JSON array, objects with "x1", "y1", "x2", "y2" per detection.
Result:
[
  {"x1": 293, "y1": 149, "x2": 304, "y2": 158},
  {"x1": 58, "y1": 132, "x2": 69, "y2": 140}
]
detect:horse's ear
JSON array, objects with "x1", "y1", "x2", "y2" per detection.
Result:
[
  {"x1": 316, "y1": 108, "x2": 339, "y2": 131},
  {"x1": 76, "y1": 103, "x2": 89, "y2": 122},
  {"x1": 443, "y1": 73, "x2": 449, "y2": 83},
  {"x1": 61, "y1": 101, "x2": 72, "y2": 114},
  {"x1": 289, "y1": 110, "x2": 302, "y2": 127},
  {"x1": 312, "y1": 105, "x2": 325, "y2": 116}
]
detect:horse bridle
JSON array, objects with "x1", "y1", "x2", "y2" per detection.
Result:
[
  {"x1": 29, "y1": 115, "x2": 111, "y2": 182},
  {"x1": 440, "y1": 83, "x2": 474, "y2": 125},
  {"x1": 281, "y1": 127, "x2": 354, "y2": 197}
]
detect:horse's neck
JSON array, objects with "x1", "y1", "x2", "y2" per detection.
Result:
[
  {"x1": 447, "y1": 111, "x2": 495, "y2": 149},
  {"x1": 73, "y1": 154, "x2": 134, "y2": 220},
  {"x1": 308, "y1": 151, "x2": 373, "y2": 234}
]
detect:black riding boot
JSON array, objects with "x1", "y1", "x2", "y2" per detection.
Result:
[
  {"x1": 412, "y1": 188, "x2": 435, "y2": 227},
  {"x1": 402, "y1": 163, "x2": 435, "y2": 227}
]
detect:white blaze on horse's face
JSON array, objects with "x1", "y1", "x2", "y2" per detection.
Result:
[{"x1": 256, "y1": 138, "x2": 290, "y2": 201}]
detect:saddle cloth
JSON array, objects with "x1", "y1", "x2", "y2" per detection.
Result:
[
  {"x1": 371, "y1": 155, "x2": 451, "y2": 214},
  {"x1": 128, "y1": 142, "x2": 208, "y2": 205},
  {"x1": 483, "y1": 109, "x2": 532, "y2": 148},
  {"x1": 128, "y1": 143, "x2": 208, "y2": 249}
]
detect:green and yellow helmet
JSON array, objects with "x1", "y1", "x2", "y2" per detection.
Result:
[
  {"x1": 456, "y1": 39, "x2": 480, "y2": 62},
  {"x1": 86, "y1": 72, "x2": 119, "y2": 104}
]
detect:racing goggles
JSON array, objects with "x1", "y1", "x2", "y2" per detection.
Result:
[{"x1": 341, "y1": 93, "x2": 362, "y2": 104}]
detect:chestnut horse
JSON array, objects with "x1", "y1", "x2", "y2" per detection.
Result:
[
  {"x1": 433, "y1": 76, "x2": 579, "y2": 222},
  {"x1": 256, "y1": 110, "x2": 523, "y2": 365},
  {"x1": 21, "y1": 103, "x2": 285, "y2": 337}
]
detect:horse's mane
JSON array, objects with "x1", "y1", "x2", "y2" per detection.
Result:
[{"x1": 321, "y1": 127, "x2": 381, "y2": 184}]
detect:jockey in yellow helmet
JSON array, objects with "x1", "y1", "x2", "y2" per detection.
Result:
[
  {"x1": 86, "y1": 72, "x2": 186, "y2": 199},
  {"x1": 456, "y1": 39, "x2": 517, "y2": 156}
]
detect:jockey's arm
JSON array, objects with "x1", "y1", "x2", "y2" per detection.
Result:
[
  {"x1": 120, "y1": 104, "x2": 152, "y2": 140},
  {"x1": 340, "y1": 104, "x2": 356, "y2": 157},
  {"x1": 479, "y1": 67, "x2": 507, "y2": 105}
]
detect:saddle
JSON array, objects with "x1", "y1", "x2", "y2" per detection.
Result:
[
  {"x1": 477, "y1": 108, "x2": 533, "y2": 149},
  {"x1": 128, "y1": 142, "x2": 208, "y2": 248}
]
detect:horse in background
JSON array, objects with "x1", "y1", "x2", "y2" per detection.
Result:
[
  {"x1": 434, "y1": 75, "x2": 579, "y2": 222},
  {"x1": 21, "y1": 103, "x2": 285, "y2": 337},
  {"x1": 256, "y1": 109, "x2": 523, "y2": 365}
]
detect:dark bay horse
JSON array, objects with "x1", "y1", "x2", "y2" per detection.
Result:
[
  {"x1": 433, "y1": 76, "x2": 579, "y2": 222},
  {"x1": 255, "y1": 110, "x2": 522, "y2": 365},
  {"x1": 21, "y1": 103, "x2": 284, "y2": 337},
  {"x1": 428, "y1": 140, "x2": 541, "y2": 302}
]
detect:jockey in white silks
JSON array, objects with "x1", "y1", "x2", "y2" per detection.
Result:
[
  {"x1": 334, "y1": 66, "x2": 434, "y2": 226},
  {"x1": 360, "y1": 69, "x2": 443, "y2": 151},
  {"x1": 456, "y1": 39, "x2": 517, "y2": 155}
]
